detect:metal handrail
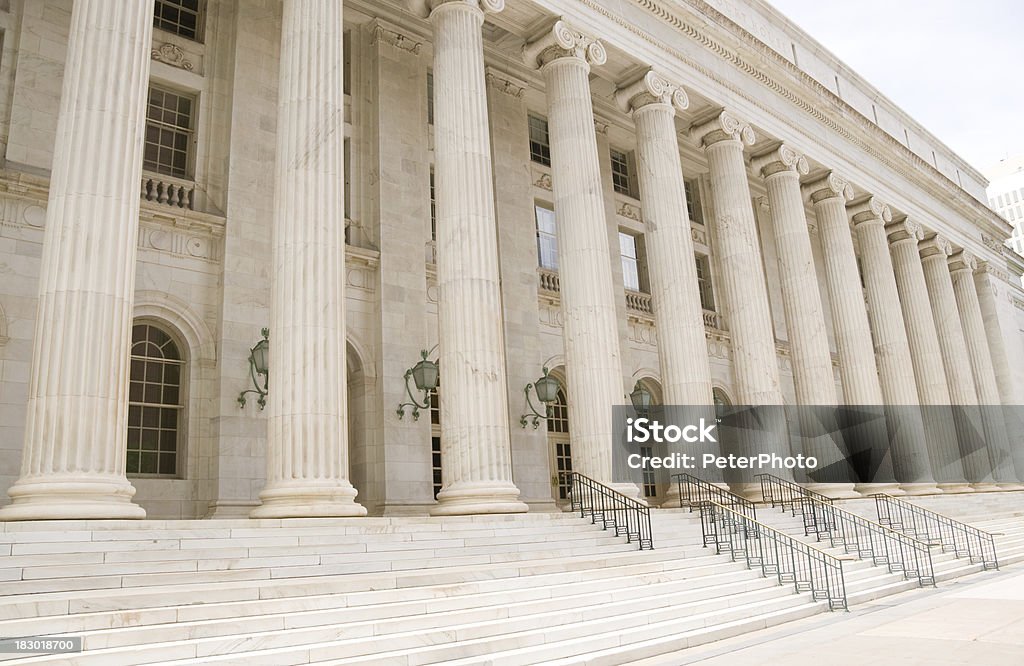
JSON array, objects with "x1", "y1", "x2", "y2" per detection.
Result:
[
  {"x1": 568, "y1": 472, "x2": 653, "y2": 550},
  {"x1": 701, "y1": 501, "x2": 848, "y2": 611},
  {"x1": 873, "y1": 494, "x2": 998, "y2": 570},
  {"x1": 673, "y1": 473, "x2": 757, "y2": 547},
  {"x1": 799, "y1": 496, "x2": 935, "y2": 587},
  {"x1": 756, "y1": 473, "x2": 834, "y2": 514}
]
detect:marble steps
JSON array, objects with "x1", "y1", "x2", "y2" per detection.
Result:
[
  {"x1": 5, "y1": 558, "x2": 785, "y2": 664},
  {"x1": 0, "y1": 539, "x2": 720, "y2": 621},
  {"x1": 0, "y1": 554, "x2": 757, "y2": 639}
]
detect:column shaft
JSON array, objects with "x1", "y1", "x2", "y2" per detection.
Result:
[
  {"x1": 848, "y1": 203, "x2": 936, "y2": 492},
  {"x1": 525, "y1": 25, "x2": 624, "y2": 485},
  {"x1": 920, "y1": 237, "x2": 993, "y2": 488},
  {"x1": 1, "y1": 0, "x2": 154, "y2": 520},
  {"x1": 428, "y1": 0, "x2": 525, "y2": 515},
  {"x1": 252, "y1": 0, "x2": 365, "y2": 518},
  {"x1": 950, "y1": 255, "x2": 1019, "y2": 486}
]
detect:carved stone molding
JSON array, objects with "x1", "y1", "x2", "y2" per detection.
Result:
[
  {"x1": 533, "y1": 171, "x2": 552, "y2": 191},
  {"x1": 628, "y1": 320, "x2": 658, "y2": 347},
  {"x1": 885, "y1": 215, "x2": 925, "y2": 244},
  {"x1": 369, "y1": 21, "x2": 422, "y2": 56},
  {"x1": 803, "y1": 171, "x2": 854, "y2": 204},
  {"x1": 615, "y1": 69, "x2": 689, "y2": 114},
  {"x1": 523, "y1": 19, "x2": 607, "y2": 69},
  {"x1": 485, "y1": 70, "x2": 526, "y2": 98},
  {"x1": 849, "y1": 197, "x2": 892, "y2": 226},
  {"x1": 408, "y1": 0, "x2": 504, "y2": 17},
  {"x1": 919, "y1": 233, "x2": 953, "y2": 260},
  {"x1": 151, "y1": 43, "x2": 193, "y2": 71},
  {"x1": 751, "y1": 143, "x2": 809, "y2": 178},
  {"x1": 691, "y1": 226, "x2": 707, "y2": 245},
  {"x1": 617, "y1": 201, "x2": 641, "y2": 222},
  {"x1": 948, "y1": 249, "x2": 977, "y2": 274},
  {"x1": 691, "y1": 110, "x2": 756, "y2": 148},
  {"x1": 981, "y1": 234, "x2": 1005, "y2": 253}
]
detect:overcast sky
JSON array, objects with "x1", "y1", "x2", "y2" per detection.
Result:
[{"x1": 766, "y1": 0, "x2": 1023, "y2": 176}]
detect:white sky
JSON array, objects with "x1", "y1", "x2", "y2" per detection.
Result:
[{"x1": 766, "y1": 0, "x2": 1024, "y2": 175}]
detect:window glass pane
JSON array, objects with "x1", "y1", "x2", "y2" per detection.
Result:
[
  {"x1": 528, "y1": 115, "x2": 551, "y2": 167},
  {"x1": 154, "y1": 0, "x2": 202, "y2": 41},
  {"x1": 127, "y1": 323, "x2": 184, "y2": 477},
  {"x1": 144, "y1": 85, "x2": 195, "y2": 178},
  {"x1": 535, "y1": 205, "x2": 559, "y2": 270},
  {"x1": 620, "y1": 232, "x2": 640, "y2": 291},
  {"x1": 611, "y1": 149, "x2": 632, "y2": 196}
]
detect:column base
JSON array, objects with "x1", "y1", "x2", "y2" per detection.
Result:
[
  {"x1": 431, "y1": 481, "x2": 528, "y2": 516},
  {"x1": 898, "y1": 482, "x2": 943, "y2": 496},
  {"x1": 0, "y1": 476, "x2": 146, "y2": 521},
  {"x1": 937, "y1": 482, "x2": 975, "y2": 494},
  {"x1": 250, "y1": 482, "x2": 367, "y2": 519},
  {"x1": 852, "y1": 482, "x2": 903, "y2": 497},
  {"x1": 808, "y1": 482, "x2": 864, "y2": 499},
  {"x1": 607, "y1": 482, "x2": 647, "y2": 505},
  {"x1": 969, "y1": 482, "x2": 1003, "y2": 493},
  {"x1": 995, "y1": 483, "x2": 1024, "y2": 491}
]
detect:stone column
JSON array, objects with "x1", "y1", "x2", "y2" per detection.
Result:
[
  {"x1": 753, "y1": 150, "x2": 860, "y2": 498},
  {"x1": 889, "y1": 220, "x2": 960, "y2": 487},
  {"x1": 416, "y1": 0, "x2": 526, "y2": 515},
  {"x1": 920, "y1": 235, "x2": 995, "y2": 490},
  {"x1": 0, "y1": 0, "x2": 154, "y2": 520},
  {"x1": 950, "y1": 251, "x2": 1021, "y2": 488},
  {"x1": 523, "y1": 22, "x2": 627, "y2": 490},
  {"x1": 251, "y1": 0, "x2": 365, "y2": 518},
  {"x1": 615, "y1": 71, "x2": 716, "y2": 498},
  {"x1": 692, "y1": 111, "x2": 790, "y2": 496},
  {"x1": 848, "y1": 201, "x2": 939, "y2": 494}
]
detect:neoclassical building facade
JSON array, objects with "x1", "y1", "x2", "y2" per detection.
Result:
[{"x1": 0, "y1": 0, "x2": 1022, "y2": 520}]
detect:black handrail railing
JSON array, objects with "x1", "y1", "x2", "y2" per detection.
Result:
[
  {"x1": 569, "y1": 472, "x2": 653, "y2": 550},
  {"x1": 673, "y1": 472, "x2": 757, "y2": 546},
  {"x1": 756, "y1": 473, "x2": 834, "y2": 515},
  {"x1": 873, "y1": 494, "x2": 998, "y2": 570},
  {"x1": 799, "y1": 496, "x2": 935, "y2": 587},
  {"x1": 702, "y1": 501, "x2": 848, "y2": 611}
]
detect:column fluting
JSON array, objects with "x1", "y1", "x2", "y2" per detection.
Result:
[
  {"x1": 523, "y1": 22, "x2": 626, "y2": 489},
  {"x1": 252, "y1": 0, "x2": 366, "y2": 518},
  {"x1": 426, "y1": 0, "x2": 526, "y2": 515},
  {"x1": 0, "y1": 0, "x2": 155, "y2": 520}
]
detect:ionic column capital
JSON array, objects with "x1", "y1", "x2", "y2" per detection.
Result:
[
  {"x1": 919, "y1": 233, "x2": 953, "y2": 261},
  {"x1": 751, "y1": 143, "x2": 809, "y2": 179},
  {"x1": 691, "y1": 109, "x2": 756, "y2": 148},
  {"x1": 523, "y1": 19, "x2": 606, "y2": 69},
  {"x1": 408, "y1": 0, "x2": 504, "y2": 18},
  {"x1": 948, "y1": 249, "x2": 978, "y2": 274},
  {"x1": 886, "y1": 215, "x2": 925, "y2": 244},
  {"x1": 802, "y1": 171, "x2": 854, "y2": 204},
  {"x1": 615, "y1": 69, "x2": 689, "y2": 115},
  {"x1": 848, "y1": 197, "x2": 892, "y2": 226}
]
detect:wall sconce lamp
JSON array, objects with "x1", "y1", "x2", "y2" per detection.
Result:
[
  {"x1": 397, "y1": 345, "x2": 439, "y2": 421},
  {"x1": 237, "y1": 328, "x2": 269, "y2": 410},
  {"x1": 520, "y1": 367, "x2": 560, "y2": 429},
  {"x1": 630, "y1": 381, "x2": 653, "y2": 418}
]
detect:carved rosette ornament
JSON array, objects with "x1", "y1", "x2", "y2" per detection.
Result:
[
  {"x1": 691, "y1": 110, "x2": 756, "y2": 148},
  {"x1": 615, "y1": 69, "x2": 689, "y2": 114},
  {"x1": 523, "y1": 19, "x2": 607, "y2": 69},
  {"x1": 802, "y1": 171, "x2": 855, "y2": 204}
]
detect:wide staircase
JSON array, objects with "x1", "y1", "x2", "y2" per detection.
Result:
[{"x1": 0, "y1": 473, "x2": 1021, "y2": 665}]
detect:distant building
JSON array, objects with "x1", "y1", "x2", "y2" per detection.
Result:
[{"x1": 986, "y1": 155, "x2": 1024, "y2": 256}]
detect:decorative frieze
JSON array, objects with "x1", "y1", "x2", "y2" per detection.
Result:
[
  {"x1": 485, "y1": 70, "x2": 526, "y2": 98},
  {"x1": 369, "y1": 22, "x2": 422, "y2": 56},
  {"x1": 616, "y1": 201, "x2": 641, "y2": 222},
  {"x1": 151, "y1": 42, "x2": 193, "y2": 71}
]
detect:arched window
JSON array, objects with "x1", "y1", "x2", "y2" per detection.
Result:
[
  {"x1": 712, "y1": 388, "x2": 731, "y2": 420},
  {"x1": 547, "y1": 387, "x2": 569, "y2": 434},
  {"x1": 127, "y1": 323, "x2": 185, "y2": 477}
]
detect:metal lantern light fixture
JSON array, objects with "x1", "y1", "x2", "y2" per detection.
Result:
[
  {"x1": 238, "y1": 327, "x2": 270, "y2": 410},
  {"x1": 520, "y1": 367, "x2": 560, "y2": 429},
  {"x1": 630, "y1": 381, "x2": 652, "y2": 418},
  {"x1": 397, "y1": 346, "x2": 439, "y2": 421}
]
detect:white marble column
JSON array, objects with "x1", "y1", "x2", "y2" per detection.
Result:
[
  {"x1": 616, "y1": 71, "x2": 716, "y2": 498},
  {"x1": 847, "y1": 201, "x2": 939, "y2": 494},
  {"x1": 421, "y1": 0, "x2": 526, "y2": 515},
  {"x1": 693, "y1": 111, "x2": 790, "y2": 496},
  {"x1": 920, "y1": 235, "x2": 996, "y2": 490},
  {"x1": 0, "y1": 0, "x2": 154, "y2": 520},
  {"x1": 523, "y1": 22, "x2": 627, "y2": 490},
  {"x1": 950, "y1": 251, "x2": 1021, "y2": 488},
  {"x1": 251, "y1": 0, "x2": 365, "y2": 518},
  {"x1": 752, "y1": 149, "x2": 860, "y2": 498}
]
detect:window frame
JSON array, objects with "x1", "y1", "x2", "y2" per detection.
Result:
[
  {"x1": 535, "y1": 203, "x2": 559, "y2": 270},
  {"x1": 528, "y1": 114, "x2": 552, "y2": 167},
  {"x1": 153, "y1": 0, "x2": 205, "y2": 43},
  {"x1": 695, "y1": 253, "x2": 716, "y2": 312},
  {"x1": 144, "y1": 83, "x2": 198, "y2": 180},
  {"x1": 610, "y1": 148, "x2": 635, "y2": 198},
  {"x1": 127, "y1": 321, "x2": 187, "y2": 479}
]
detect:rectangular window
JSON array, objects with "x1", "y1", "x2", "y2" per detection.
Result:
[
  {"x1": 154, "y1": 0, "x2": 203, "y2": 41},
  {"x1": 554, "y1": 441, "x2": 573, "y2": 500},
  {"x1": 529, "y1": 114, "x2": 551, "y2": 166},
  {"x1": 536, "y1": 205, "x2": 558, "y2": 270},
  {"x1": 427, "y1": 71, "x2": 434, "y2": 126},
  {"x1": 344, "y1": 138, "x2": 351, "y2": 222},
  {"x1": 610, "y1": 148, "x2": 633, "y2": 197},
  {"x1": 429, "y1": 167, "x2": 436, "y2": 241},
  {"x1": 144, "y1": 85, "x2": 195, "y2": 179},
  {"x1": 1015, "y1": 191, "x2": 1020, "y2": 204},
  {"x1": 684, "y1": 178, "x2": 704, "y2": 225},
  {"x1": 343, "y1": 34, "x2": 352, "y2": 96},
  {"x1": 640, "y1": 445, "x2": 656, "y2": 498},
  {"x1": 696, "y1": 254, "x2": 715, "y2": 311},
  {"x1": 620, "y1": 232, "x2": 641, "y2": 292}
]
